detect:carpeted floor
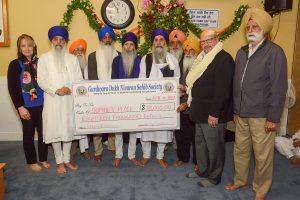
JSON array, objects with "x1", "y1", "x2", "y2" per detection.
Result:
[{"x1": 0, "y1": 141, "x2": 299, "y2": 200}]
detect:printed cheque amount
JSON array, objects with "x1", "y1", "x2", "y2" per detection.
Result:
[{"x1": 140, "y1": 103, "x2": 175, "y2": 111}]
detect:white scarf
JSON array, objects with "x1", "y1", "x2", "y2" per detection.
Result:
[
  {"x1": 95, "y1": 45, "x2": 118, "y2": 80},
  {"x1": 186, "y1": 42, "x2": 223, "y2": 106}
]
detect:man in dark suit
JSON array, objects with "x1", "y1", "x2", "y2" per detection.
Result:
[{"x1": 185, "y1": 29, "x2": 234, "y2": 188}]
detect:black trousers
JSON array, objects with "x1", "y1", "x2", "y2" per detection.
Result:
[
  {"x1": 20, "y1": 105, "x2": 48, "y2": 164},
  {"x1": 174, "y1": 113, "x2": 196, "y2": 164}
]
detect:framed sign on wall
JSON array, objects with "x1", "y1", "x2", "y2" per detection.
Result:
[{"x1": 0, "y1": 0, "x2": 9, "y2": 47}]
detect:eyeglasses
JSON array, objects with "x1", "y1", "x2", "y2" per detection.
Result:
[
  {"x1": 184, "y1": 48, "x2": 196, "y2": 56},
  {"x1": 200, "y1": 37, "x2": 216, "y2": 45},
  {"x1": 246, "y1": 25, "x2": 261, "y2": 32},
  {"x1": 73, "y1": 48, "x2": 85, "y2": 54}
]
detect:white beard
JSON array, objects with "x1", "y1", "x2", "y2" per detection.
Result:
[
  {"x1": 51, "y1": 44, "x2": 66, "y2": 73},
  {"x1": 96, "y1": 43, "x2": 117, "y2": 80},
  {"x1": 122, "y1": 49, "x2": 136, "y2": 77},
  {"x1": 152, "y1": 45, "x2": 168, "y2": 64},
  {"x1": 247, "y1": 31, "x2": 264, "y2": 46},
  {"x1": 77, "y1": 55, "x2": 87, "y2": 75},
  {"x1": 170, "y1": 48, "x2": 183, "y2": 61},
  {"x1": 183, "y1": 55, "x2": 197, "y2": 75}
]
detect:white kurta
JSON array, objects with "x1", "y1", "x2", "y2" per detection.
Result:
[
  {"x1": 37, "y1": 51, "x2": 83, "y2": 144},
  {"x1": 275, "y1": 130, "x2": 300, "y2": 159},
  {"x1": 136, "y1": 52, "x2": 180, "y2": 143}
]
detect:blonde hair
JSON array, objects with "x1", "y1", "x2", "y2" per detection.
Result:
[{"x1": 17, "y1": 34, "x2": 37, "y2": 59}]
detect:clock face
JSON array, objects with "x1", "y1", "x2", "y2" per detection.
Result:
[{"x1": 101, "y1": 0, "x2": 135, "y2": 29}]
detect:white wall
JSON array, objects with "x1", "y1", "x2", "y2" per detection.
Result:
[{"x1": 0, "y1": 76, "x2": 23, "y2": 141}]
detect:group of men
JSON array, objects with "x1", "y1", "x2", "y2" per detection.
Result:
[{"x1": 37, "y1": 8, "x2": 288, "y2": 200}]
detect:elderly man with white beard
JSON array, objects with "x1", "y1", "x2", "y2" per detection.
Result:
[
  {"x1": 169, "y1": 30, "x2": 187, "y2": 62},
  {"x1": 68, "y1": 38, "x2": 91, "y2": 160},
  {"x1": 111, "y1": 32, "x2": 141, "y2": 167},
  {"x1": 226, "y1": 8, "x2": 287, "y2": 200},
  {"x1": 173, "y1": 38, "x2": 200, "y2": 168},
  {"x1": 137, "y1": 28, "x2": 180, "y2": 168},
  {"x1": 87, "y1": 26, "x2": 118, "y2": 162},
  {"x1": 37, "y1": 26, "x2": 83, "y2": 173}
]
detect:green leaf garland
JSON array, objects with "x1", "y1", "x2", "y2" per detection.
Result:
[{"x1": 60, "y1": 0, "x2": 249, "y2": 56}]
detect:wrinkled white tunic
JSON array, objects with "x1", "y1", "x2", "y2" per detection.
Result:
[
  {"x1": 136, "y1": 53, "x2": 180, "y2": 143},
  {"x1": 38, "y1": 51, "x2": 83, "y2": 143}
]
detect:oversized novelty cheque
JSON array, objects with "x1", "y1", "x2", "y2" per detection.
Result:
[{"x1": 73, "y1": 78, "x2": 180, "y2": 134}]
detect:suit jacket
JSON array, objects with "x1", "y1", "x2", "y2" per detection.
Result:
[{"x1": 189, "y1": 50, "x2": 234, "y2": 123}]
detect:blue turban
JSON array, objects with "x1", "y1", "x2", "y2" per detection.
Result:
[
  {"x1": 98, "y1": 26, "x2": 115, "y2": 41},
  {"x1": 122, "y1": 32, "x2": 138, "y2": 48},
  {"x1": 151, "y1": 28, "x2": 169, "y2": 44},
  {"x1": 48, "y1": 26, "x2": 69, "y2": 41}
]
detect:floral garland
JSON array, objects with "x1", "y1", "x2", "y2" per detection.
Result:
[{"x1": 60, "y1": 0, "x2": 249, "y2": 56}]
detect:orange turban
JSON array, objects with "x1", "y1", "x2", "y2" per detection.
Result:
[
  {"x1": 182, "y1": 39, "x2": 201, "y2": 54},
  {"x1": 243, "y1": 8, "x2": 273, "y2": 34},
  {"x1": 69, "y1": 38, "x2": 87, "y2": 54},
  {"x1": 169, "y1": 30, "x2": 187, "y2": 44}
]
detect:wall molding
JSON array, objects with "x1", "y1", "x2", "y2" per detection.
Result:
[{"x1": 0, "y1": 76, "x2": 23, "y2": 141}]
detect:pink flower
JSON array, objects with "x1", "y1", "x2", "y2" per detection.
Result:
[
  {"x1": 176, "y1": 0, "x2": 185, "y2": 6},
  {"x1": 142, "y1": 0, "x2": 152, "y2": 10},
  {"x1": 161, "y1": 7, "x2": 169, "y2": 16},
  {"x1": 160, "y1": 0, "x2": 170, "y2": 7}
]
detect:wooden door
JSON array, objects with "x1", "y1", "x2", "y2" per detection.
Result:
[{"x1": 288, "y1": 2, "x2": 300, "y2": 134}]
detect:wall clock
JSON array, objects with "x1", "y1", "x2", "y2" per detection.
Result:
[{"x1": 101, "y1": 0, "x2": 135, "y2": 29}]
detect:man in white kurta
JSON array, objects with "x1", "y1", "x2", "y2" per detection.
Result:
[
  {"x1": 275, "y1": 130, "x2": 300, "y2": 164},
  {"x1": 37, "y1": 26, "x2": 83, "y2": 174},
  {"x1": 68, "y1": 38, "x2": 91, "y2": 160},
  {"x1": 87, "y1": 26, "x2": 118, "y2": 161},
  {"x1": 137, "y1": 28, "x2": 180, "y2": 168}
]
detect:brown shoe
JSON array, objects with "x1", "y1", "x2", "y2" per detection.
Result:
[
  {"x1": 82, "y1": 150, "x2": 91, "y2": 160},
  {"x1": 156, "y1": 159, "x2": 168, "y2": 168},
  {"x1": 64, "y1": 162, "x2": 79, "y2": 170},
  {"x1": 112, "y1": 158, "x2": 121, "y2": 167},
  {"x1": 56, "y1": 163, "x2": 67, "y2": 174},
  {"x1": 225, "y1": 183, "x2": 249, "y2": 190},
  {"x1": 140, "y1": 158, "x2": 150, "y2": 167},
  {"x1": 29, "y1": 163, "x2": 43, "y2": 172},
  {"x1": 40, "y1": 161, "x2": 51, "y2": 169},
  {"x1": 173, "y1": 160, "x2": 184, "y2": 167},
  {"x1": 94, "y1": 154, "x2": 102, "y2": 162}
]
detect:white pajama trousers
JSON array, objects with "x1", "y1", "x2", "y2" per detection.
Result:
[
  {"x1": 52, "y1": 141, "x2": 72, "y2": 164},
  {"x1": 275, "y1": 136, "x2": 294, "y2": 159},
  {"x1": 115, "y1": 133, "x2": 137, "y2": 160},
  {"x1": 140, "y1": 140, "x2": 166, "y2": 160},
  {"x1": 79, "y1": 137, "x2": 89, "y2": 153}
]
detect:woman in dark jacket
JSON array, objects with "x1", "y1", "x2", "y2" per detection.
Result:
[{"x1": 7, "y1": 34, "x2": 50, "y2": 172}]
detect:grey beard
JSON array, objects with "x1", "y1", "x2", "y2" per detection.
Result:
[
  {"x1": 51, "y1": 44, "x2": 66, "y2": 72},
  {"x1": 99, "y1": 43, "x2": 114, "y2": 70},
  {"x1": 121, "y1": 49, "x2": 136, "y2": 77},
  {"x1": 77, "y1": 55, "x2": 87, "y2": 75},
  {"x1": 152, "y1": 45, "x2": 168, "y2": 64},
  {"x1": 170, "y1": 48, "x2": 183, "y2": 61},
  {"x1": 183, "y1": 55, "x2": 197, "y2": 74}
]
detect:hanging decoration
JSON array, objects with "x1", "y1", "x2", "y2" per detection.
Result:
[{"x1": 60, "y1": 0, "x2": 249, "y2": 56}]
